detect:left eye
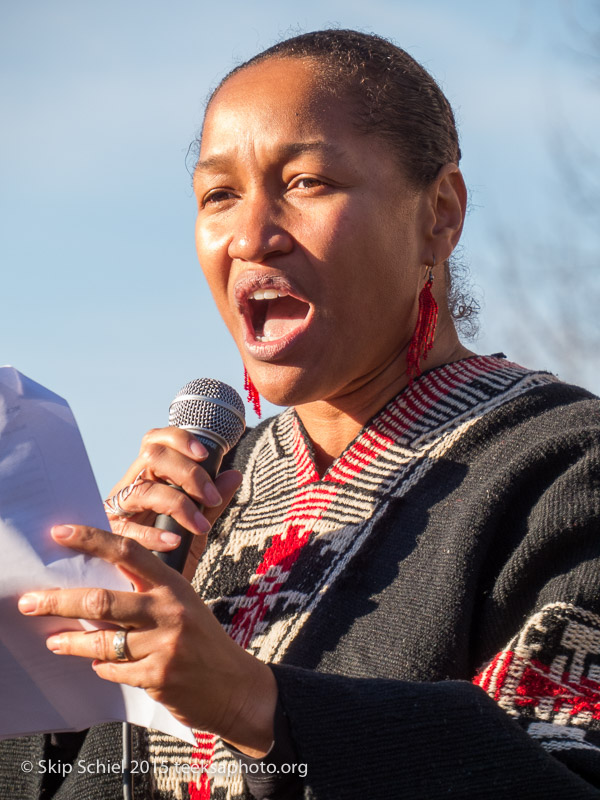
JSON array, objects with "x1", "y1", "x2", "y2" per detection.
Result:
[{"x1": 292, "y1": 177, "x2": 324, "y2": 190}]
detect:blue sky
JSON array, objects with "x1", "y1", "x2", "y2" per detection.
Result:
[{"x1": 2, "y1": 0, "x2": 598, "y2": 494}]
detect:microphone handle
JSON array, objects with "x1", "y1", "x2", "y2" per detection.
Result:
[{"x1": 153, "y1": 435, "x2": 224, "y2": 574}]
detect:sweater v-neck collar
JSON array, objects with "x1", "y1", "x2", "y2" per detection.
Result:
[{"x1": 287, "y1": 355, "x2": 550, "y2": 487}]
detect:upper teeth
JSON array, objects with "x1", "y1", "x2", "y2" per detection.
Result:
[{"x1": 249, "y1": 289, "x2": 287, "y2": 301}]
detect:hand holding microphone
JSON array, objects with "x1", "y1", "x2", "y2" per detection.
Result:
[
  {"x1": 103, "y1": 379, "x2": 245, "y2": 573},
  {"x1": 153, "y1": 378, "x2": 246, "y2": 572}
]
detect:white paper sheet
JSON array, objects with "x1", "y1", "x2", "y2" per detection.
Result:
[{"x1": 0, "y1": 366, "x2": 195, "y2": 744}]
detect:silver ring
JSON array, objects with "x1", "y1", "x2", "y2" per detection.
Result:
[
  {"x1": 104, "y1": 469, "x2": 146, "y2": 518},
  {"x1": 113, "y1": 629, "x2": 130, "y2": 661}
]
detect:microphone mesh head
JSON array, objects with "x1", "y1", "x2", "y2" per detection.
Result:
[{"x1": 168, "y1": 378, "x2": 245, "y2": 452}]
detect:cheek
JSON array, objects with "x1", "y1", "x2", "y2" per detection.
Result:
[
  {"x1": 299, "y1": 201, "x2": 355, "y2": 254},
  {"x1": 297, "y1": 203, "x2": 400, "y2": 301},
  {"x1": 292, "y1": 202, "x2": 367, "y2": 301},
  {"x1": 195, "y1": 218, "x2": 231, "y2": 311},
  {"x1": 317, "y1": 212, "x2": 420, "y2": 342}
]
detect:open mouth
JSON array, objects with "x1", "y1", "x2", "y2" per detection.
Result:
[
  {"x1": 233, "y1": 274, "x2": 314, "y2": 359},
  {"x1": 247, "y1": 289, "x2": 311, "y2": 342}
]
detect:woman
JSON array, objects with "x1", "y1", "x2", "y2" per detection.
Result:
[{"x1": 4, "y1": 29, "x2": 600, "y2": 800}]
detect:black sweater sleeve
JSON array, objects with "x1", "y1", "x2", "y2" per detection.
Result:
[
  {"x1": 223, "y1": 696, "x2": 302, "y2": 800},
  {"x1": 270, "y1": 665, "x2": 600, "y2": 799}
]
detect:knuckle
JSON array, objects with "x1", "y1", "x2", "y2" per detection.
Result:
[
  {"x1": 128, "y1": 524, "x2": 156, "y2": 551},
  {"x1": 84, "y1": 588, "x2": 112, "y2": 618},
  {"x1": 116, "y1": 518, "x2": 133, "y2": 538},
  {"x1": 140, "y1": 442, "x2": 166, "y2": 464},
  {"x1": 76, "y1": 526, "x2": 94, "y2": 544},
  {"x1": 169, "y1": 492, "x2": 188, "y2": 516},
  {"x1": 136, "y1": 480, "x2": 155, "y2": 502},
  {"x1": 108, "y1": 516, "x2": 126, "y2": 535},
  {"x1": 162, "y1": 599, "x2": 187, "y2": 632},
  {"x1": 116, "y1": 535, "x2": 140, "y2": 561},
  {"x1": 155, "y1": 626, "x2": 177, "y2": 657},
  {"x1": 183, "y1": 461, "x2": 204, "y2": 485},
  {"x1": 128, "y1": 522, "x2": 150, "y2": 544},
  {"x1": 141, "y1": 428, "x2": 161, "y2": 447},
  {"x1": 94, "y1": 631, "x2": 113, "y2": 661},
  {"x1": 45, "y1": 593, "x2": 60, "y2": 615}
]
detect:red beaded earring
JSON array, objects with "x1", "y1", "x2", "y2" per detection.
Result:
[
  {"x1": 406, "y1": 260, "x2": 439, "y2": 383},
  {"x1": 244, "y1": 367, "x2": 262, "y2": 417}
]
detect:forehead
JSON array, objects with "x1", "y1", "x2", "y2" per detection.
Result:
[
  {"x1": 198, "y1": 58, "x2": 354, "y2": 163},
  {"x1": 210, "y1": 57, "x2": 329, "y2": 109}
]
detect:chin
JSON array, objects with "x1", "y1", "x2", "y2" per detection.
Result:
[{"x1": 249, "y1": 362, "x2": 322, "y2": 408}]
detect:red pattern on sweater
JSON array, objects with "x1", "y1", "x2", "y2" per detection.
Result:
[
  {"x1": 192, "y1": 358, "x2": 505, "y2": 798},
  {"x1": 474, "y1": 651, "x2": 600, "y2": 721},
  {"x1": 190, "y1": 413, "x2": 388, "y2": 797}
]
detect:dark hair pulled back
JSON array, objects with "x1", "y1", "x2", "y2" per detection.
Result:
[{"x1": 208, "y1": 29, "x2": 461, "y2": 188}]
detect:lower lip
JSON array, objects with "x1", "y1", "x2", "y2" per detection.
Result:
[{"x1": 241, "y1": 309, "x2": 314, "y2": 361}]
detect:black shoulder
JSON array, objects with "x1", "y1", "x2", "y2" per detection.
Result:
[{"x1": 452, "y1": 379, "x2": 599, "y2": 465}]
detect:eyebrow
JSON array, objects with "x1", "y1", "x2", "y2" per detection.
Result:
[{"x1": 194, "y1": 141, "x2": 348, "y2": 175}]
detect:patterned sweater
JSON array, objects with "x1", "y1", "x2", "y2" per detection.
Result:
[{"x1": 2, "y1": 355, "x2": 600, "y2": 799}]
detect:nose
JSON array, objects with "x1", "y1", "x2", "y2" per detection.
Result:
[{"x1": 228, "y1": 192, "x2": 294, "y2": 263}]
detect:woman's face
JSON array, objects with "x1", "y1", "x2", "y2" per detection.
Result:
[{"x1": 194, "y1": 57, "x2": 432, "y2": 407}]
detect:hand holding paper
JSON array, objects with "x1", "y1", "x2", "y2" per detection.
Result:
[{"x1": 0, "y1": 366, "x2": 194, "y2": 743}]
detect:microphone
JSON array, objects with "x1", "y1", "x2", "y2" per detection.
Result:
[{"x1": 153, "y1": 378, "x2": 246, "y2": 572}]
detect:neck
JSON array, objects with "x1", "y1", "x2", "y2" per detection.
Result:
[{"x1": 295, "y1": 323, "x2": 475, "y2": 476}]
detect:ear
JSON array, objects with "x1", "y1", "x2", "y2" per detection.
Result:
[{"x1": 421, "y1": 163, "x2": 467, "y2": 262}]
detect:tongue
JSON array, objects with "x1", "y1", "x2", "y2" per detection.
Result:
[{"x1": 262, "y1": 296, "x2": 308, "y2": 339}]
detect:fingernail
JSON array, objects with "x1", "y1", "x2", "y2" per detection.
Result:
[
  {"x1": 46, "y1": 636, "x2": 62, "y2": 653},
  {"x1": 18, "y1": 594, "x2": 38, "y2": 614},
  {"x1": 189, "y1": 439, "x2": 208, "y2": 459},
  {"x1": 160, "y1": 531, "x2": 181, "y2": 546},
  {"x1": 194, "y1": 511, "x2": 211, "y2": 534},
  {"x1": 52, "y1": 525, "x2": 74, "y2": 540},
  {"x1": 204, "y1": 484, "x2": 222, "y2": 507}
]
